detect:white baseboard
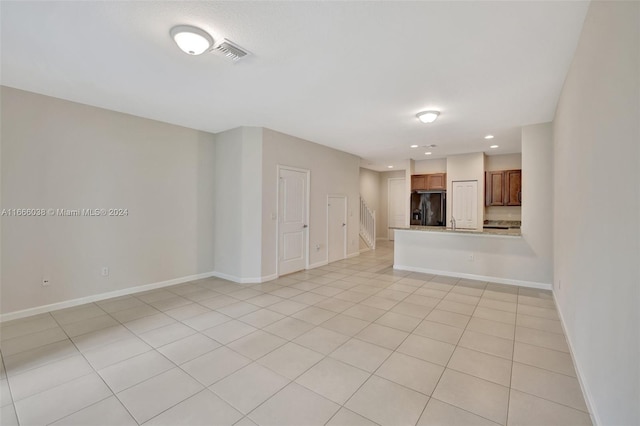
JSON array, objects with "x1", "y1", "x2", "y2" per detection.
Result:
[
  {"x1": 258, "y1": 273, "x2": 279, "y2": 283},
  {"x1": 553, "y1": 292, "x2": 600, "y2": 426},
  {"x1": 308, "y1": 260, "x2": 328, "y2": 270},
  {"x1": 359, "y1": 247, "x2": 371, "y2": 253},
  {"x1": 210, "y1": 271, "x2": 278, "y2": 284},
  {"x1": 393, "y1": 264, "x2": 552, "y2": 290},
  {"x1": 346, "y1": 252, "x2": 360, "y2": 259},
  {"x1": 0, "y1": 271, "x2": 217, "y2": 323}
]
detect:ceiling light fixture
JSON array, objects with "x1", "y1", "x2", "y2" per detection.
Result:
[
  {"x1": 416, "y1": 110, "x2": 440, "y2": 123},
  {"x1": 410, "y1": 145, "x2": 419, "y2": 148},
  {"x1": 387, "y1": 165, "x2": 394, "y2": 169},
  {"x1": 484, "y1": 135, "x2": 494, "y2": 139},
  {"x1": 170, "y1": 25, "x2": 213, "y2": 55},
  {"x1": 425, "y1": 152, "x2": 432, "y2": 155},
  {"x1": 490, "y1": 145, "x2": 499, "y2": 149}
]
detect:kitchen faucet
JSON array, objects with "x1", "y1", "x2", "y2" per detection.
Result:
[{"x1": 450, "y1": 217, "x2": 456, "y2": 230}]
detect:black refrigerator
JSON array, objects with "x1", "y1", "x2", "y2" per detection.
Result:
[{"x1": 410, "y1": 191, "x2": 446, "y2": 226}]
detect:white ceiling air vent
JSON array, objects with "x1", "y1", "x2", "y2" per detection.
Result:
[{"x1": 213, "y1": 39, "x2": 249, "y2": 62}]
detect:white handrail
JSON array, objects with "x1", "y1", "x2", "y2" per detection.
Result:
[{"x1": 359, "y1": 197, "x2": 376, "y2": 250}]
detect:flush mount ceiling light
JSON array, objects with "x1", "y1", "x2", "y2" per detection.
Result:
[
  {"x1": 490, "y1": 145, "x2": 499, "y2": 149},
  {"x1": 425, "y1": 152, "x2": 432, "y2": 155},
  {"x1": 170, "y1": 25, "x2": 213, "y2": 55},
  {"x1": 484, "y1": 135, "x2": 495, "y2": 139},
  {"x1": 410, "y1": 145, "x2": 419, "y2": 148},
  {"x1": 416, "y1": 110, "x2": 440, "y2": 123},
  {"x1": 387, "y1": 165, "x2": 394, "y2": 169}
]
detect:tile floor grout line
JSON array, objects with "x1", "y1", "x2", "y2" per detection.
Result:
[
  {"x1": 86, "y1": 301, "x2": 213, "y2": 413},
  {"x1": 238, "y1": 257, "x2": 411, "y2": 426},
  {"x1": 5, "y1": 244, "x2": 582, "y2": 426},
  {"x1": 504, "y1": 288, "x2": 520, "y2": 426},
  {"x1": 420, "y1": 281, "x2": 488, "y2": 424},
  {"x1": 336, "y1": 285, "x2": 432, "y2": 426},
  {"x1": 1, "y1": 341, "x2": 20, "y2": 426},
  {"x1": 38, "y1": 310, "x2": 140, "y2": 426}
]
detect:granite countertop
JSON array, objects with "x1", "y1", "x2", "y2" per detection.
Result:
[
  {"x1": 392, "y1": 225, "x2": 522, "y2": 237},
  {"x1": 483, "y1": 220, "x2": 521, "y2": 229}
]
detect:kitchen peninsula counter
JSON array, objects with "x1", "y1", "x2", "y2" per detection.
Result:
[
  {"x1": 392, "y1": 225, "x2": 551, "y2": 290},
  {"x1": 391, "y1": 226, "x2": 522, "y2": 237}
]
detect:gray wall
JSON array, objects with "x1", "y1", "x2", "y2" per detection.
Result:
[
  {"x1": 1, "y1": 86, "x2": 216, "y2": 314},
  {"x1": 552, "y1": 2, "x2": 639, "y2": 424}
]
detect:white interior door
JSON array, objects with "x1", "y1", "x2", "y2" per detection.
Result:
[
  {"x1": 278, "y1": 167, "x2": 309, "y2": 275},
  {"x1": 388, "y1": 178, "x2": 406, "y2": 240},
  {"x1": 327, "y1": 195, "x2": 347, "y2": 263},
  {"x1": 452, "y1": 180, "x2": 478, "y2": 229}
]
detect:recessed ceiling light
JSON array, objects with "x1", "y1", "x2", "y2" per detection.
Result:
[
  {"x1": 490, "y1": 145, "x2": 499, "y2": 149},
  {"x1": 425, "y1": 152, "x2": 432, "y2": 155},
  {"x1": 416, "y1": 110, "x2": 440, "y2": 123},
  {"x1": 410, "y1": 145, "x2": 419, "y2": 148},
  {"x1": 387, "y1": 165, "x2": 394, "y2": 169},
  {"x1": 484, "y1": 135, "x2": 494, "y2": 139},
  {"x1": 170, "y1": 25, "x2": 213, "y2": 55}
]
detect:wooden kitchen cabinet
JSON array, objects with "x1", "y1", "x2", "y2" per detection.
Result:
[
  {"x1": 426, "y1": 173, "x2": 446, "y2": 190},
  {"x1": 411, "y1": 173, "x2": 447, "y2": 191},
  {"x1": 504, "y1": 169, "x2": 522, "y2": 206},
  {"x1": 486, "y1": 171, "x2": 505, "y2": 206},
  {"x1": 411, "y1": 174, "x2": 427, "y2": 191},
  {"x1": 485, "y1": 169, "x2": 521, "y2": 206}
]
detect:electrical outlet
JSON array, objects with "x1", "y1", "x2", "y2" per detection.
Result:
[
  {"x1": 316, "y1": 244, "x2": 321, "y2": 251},
  {"x1": 101, "y1": 267, "x2": 109, "y2": 277},
  {"x1": 468, "y1": 253, "x2": 475, "y2": 261},
  {"x1": 42, "y1": 278, "x2": 50, "y2": 287}
]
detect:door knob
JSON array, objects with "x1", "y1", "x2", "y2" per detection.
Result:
[
  {"x1": 303, "y1": 224, "x2": 308, "y2": 228},
  {"x1": 342, "y1": 223, "x2": 346, "y2": 227}
]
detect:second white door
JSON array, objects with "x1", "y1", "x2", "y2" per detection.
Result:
[
  {"x1": 452, "y1": 180, "x2": 478, "y2": 229},
  {"x1": 327, "y1": 196, "x2": 347, "y2": 263},
  {"x1": 388, "y1": 178, "x2": 406, "y2": 240}
]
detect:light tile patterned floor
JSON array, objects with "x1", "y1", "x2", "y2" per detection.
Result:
[{"x1": 0, "y1": 241, "x2": 592, "y2": 425}]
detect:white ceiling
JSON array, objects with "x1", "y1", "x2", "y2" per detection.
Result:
[{"x1": 1, "y1": 1, "x2": 589, "y2": 171}]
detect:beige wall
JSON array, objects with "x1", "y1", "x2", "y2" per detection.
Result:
[
  {"x1": 485, "y1": 153, "x2": 522, "y2": 221},
  {"x1": 261, "y1": 128, "x2": 360, "y2": 275},
  {"x1": 1, "y1": 87, "x2": 216, "y2": 315},
  {"x1": 359, "y1": 168, "x2": 380, "y2": 213},
  {"x1": 213, "y1": 127, "x2": 263, "y2": 281},
  {"x1": 485, "y1": 153, "x2": 521, "y2": 171},
  {"x1": 552, "y1": 2, "x2": 639, "y2": 424},
  {"x1": 414, "y1": 158, "x2": 446, "y2": 174},
  {"x1": 446, "y1": 153, "x2": 485, "y2": 230},
  {"x1": 521, "y1": 123, "x2": 553, "y2": 285}
]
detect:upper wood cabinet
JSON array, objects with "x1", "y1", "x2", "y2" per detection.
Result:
[
  {"x1": 486, "y1": 171, "x2": 505, "y2": 206},
  {"x1": 411, "y1": 175, "x2": 427, "y2": 191},
  {"x1": 426, "y1": 173, "x2": 446, "y2": 190},
  {"x1": 485, "y1": 169, "x2": 521, "y2": 206},
  {"x1": 504, "y1": 170, "x2": 522, "y2": 206},
  {"x1": 411, "y1": 173, "x2": 446, "y2": 191}
]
